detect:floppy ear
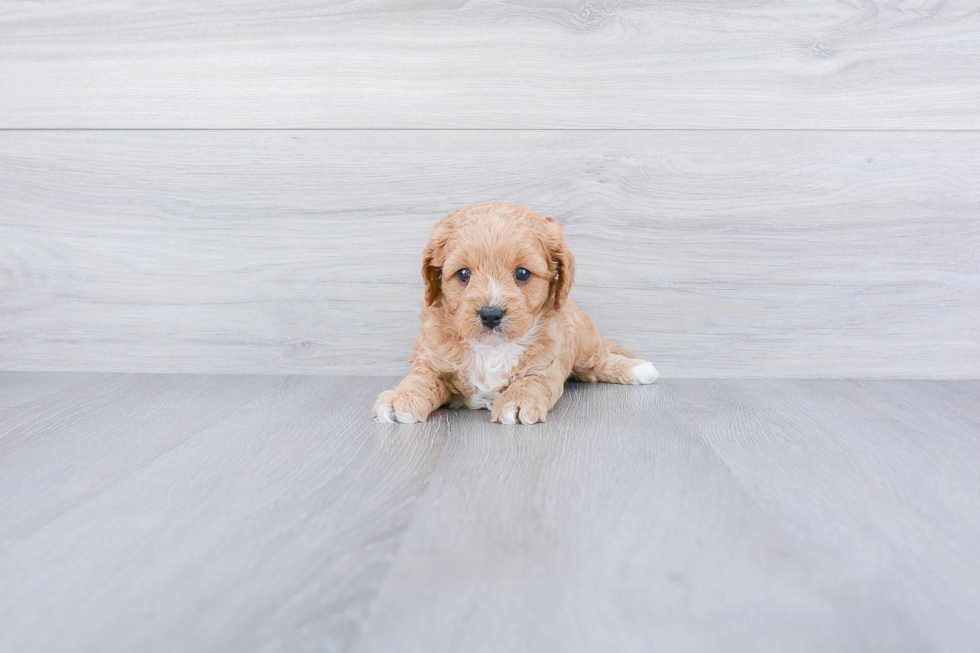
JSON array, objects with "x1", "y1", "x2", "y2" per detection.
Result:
[
  {"x1": 421, "y1": 215, "x2": 455, "y2": 306},
  {"x1": 544, "y1": 217, "x2": 575, "y2": 311}
]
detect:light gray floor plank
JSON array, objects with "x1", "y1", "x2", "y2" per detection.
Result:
[
  {"x1": 0, "y1": 373, "x2": 279, "y2": 541},
  {"x1": 663, "y1": 379, "x2": 980, "y2": 652},
  {"x1": 1, "y1": 1, "x2": 978, "y2": 128},
  {"x1": 3, "y1": 130, "x2": 978, "y2": 378},
  {"x1": 0, "y1": 375, "x2": 449, "y2": 653},
  {"x1": 2, "y1": 375, "x2": 978, "y2": 652},
  {"x1": 353, "y1": 380, "x2": 980, "y2": 653},
  {"x1": 354, "y1": 383, "x2": 846, "y2": 652},
  {"x1": 0, "y1": 371, "x2": 106, "y2": 409}
]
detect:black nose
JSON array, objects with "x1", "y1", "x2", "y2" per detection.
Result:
[{"x1": 478, "y1": 305, "x2": 505, "y2": 329}]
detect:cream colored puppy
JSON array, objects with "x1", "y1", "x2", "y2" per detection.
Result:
[{"x1": 373, "y1": 202, "x2": 658, "y2": 425}]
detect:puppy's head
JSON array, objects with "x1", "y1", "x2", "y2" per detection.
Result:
[{"x1": 421, "y1": 202, "x2": 575, "y2": 342}]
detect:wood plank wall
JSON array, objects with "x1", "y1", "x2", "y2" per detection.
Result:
[{"x1": 1, "y1": 1, "x2": 978, "y2": 377}]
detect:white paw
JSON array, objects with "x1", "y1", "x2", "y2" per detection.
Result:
[
  {"x1": 631, "y1": 360, "x2": 660, "y2": 385},
  {"x1": 499, "y1": 405, "x2": 518, "y2": 425},
  {"x1": 373, "y1": 401, "x2": 417, "y2": 424}
]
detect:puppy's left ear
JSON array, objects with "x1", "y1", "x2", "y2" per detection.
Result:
[{"x1": 543, "y1": 217, "x2": 575, "y2": 311}]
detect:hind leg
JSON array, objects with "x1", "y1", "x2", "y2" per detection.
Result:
[{"x1": 573, "y1": 342, "x2": 659, "y2": 385}]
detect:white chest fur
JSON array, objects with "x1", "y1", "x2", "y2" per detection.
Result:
[{"x1": 461, "y1": 337, "x2": 527, "y2": 409}]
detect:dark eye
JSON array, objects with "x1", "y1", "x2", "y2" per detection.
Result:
[
  {"x1": 515, "y1": 267, "x2": 531, "y2": 282},
  {"x1": 455, "y1": 268, "x2": 471, "y2": 284}
]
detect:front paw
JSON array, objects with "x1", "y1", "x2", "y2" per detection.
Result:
[
  {"x1": 372, "y1": 389, "x2": 431, "y2": 424},
  {"x1": 491, "y1": 390, "x2": 549, "y2": 425}
]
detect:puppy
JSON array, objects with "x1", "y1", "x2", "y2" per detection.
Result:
[{"x1": 373, "y1": 201, "x2": 658, "y2": 425}]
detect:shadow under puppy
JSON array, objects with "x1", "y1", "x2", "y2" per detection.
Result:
[{"x1": 373, "y1": 201, "x2": 658, "y2": 425}]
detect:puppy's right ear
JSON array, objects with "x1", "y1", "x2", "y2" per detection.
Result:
[
  {"x1": 421, "y1": 241, "x2": 443, "y2": 305},
  {"x1": 421, "y1": 215, "x2": 455, "y2": 306}
]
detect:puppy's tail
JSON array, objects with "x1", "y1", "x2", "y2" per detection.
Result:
[{"x1": 606, "y1": 341, "x2": 635, "y2": 358}]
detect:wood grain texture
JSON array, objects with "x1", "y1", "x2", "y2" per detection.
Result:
[
  {"x1": 0, "y1": 374, "x2": 450, "y2": 653},
  {"x1": 664, "y1": 379, "x2": 980, "y2": 652},
  {"x1": 0, "y1": 373, "x2": 278, "y2": 541},
  {"x1": 356, "y1": 381, "x2": 851, "y2": 653},
  {"x1": 2, "y1": 374, "x2": 978, "y2": 652},
  {"x1": 355, "y1": 379, "x2": 980, "y2": 653},
  {"x1": 2, "y1": 130, "x2": 978, "y2": 377},
  {"x1": 0, "y1": 0, "x2": 978, "y2": 128},
  {"x1": 0, "y1": 371, "x2": 103, "y2": 408}
]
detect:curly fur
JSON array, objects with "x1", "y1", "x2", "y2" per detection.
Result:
[{"x1": 373, "y1": 202, "x2": 658, "y2": 425}]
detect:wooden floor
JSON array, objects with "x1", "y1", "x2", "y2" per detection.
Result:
[{"x1": 1, "y1": 373, "x2": 978, "y2": 652}]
